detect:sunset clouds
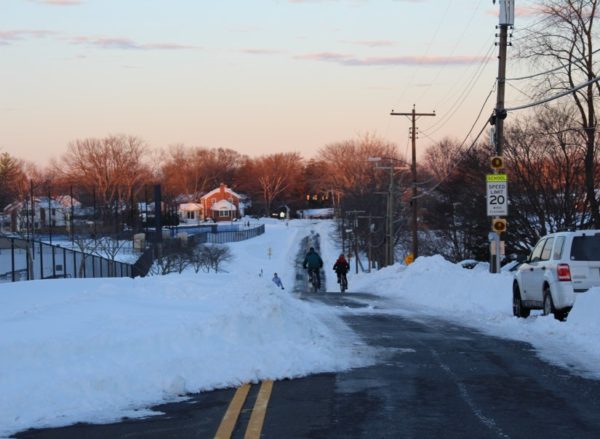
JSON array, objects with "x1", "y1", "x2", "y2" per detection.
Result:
[
  {"x1": 68, "y1": 36, "x2": 197, "y2": 51},
  {"x1": 296, "y1": 52, "x2": 491, "y2": 66}
]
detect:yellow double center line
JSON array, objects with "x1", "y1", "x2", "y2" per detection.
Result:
[{"x1": 214, "y1": 380, "x2": 274, "y2": 439}]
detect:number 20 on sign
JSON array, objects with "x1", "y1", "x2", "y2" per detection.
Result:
[{"x1": 486, "y1": 174, "x2": 508, "y2": 216}]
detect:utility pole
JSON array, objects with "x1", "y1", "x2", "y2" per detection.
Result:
[
  {"x1": 391, "y1": 105, "x2": 435, "y2": 259},
  {"x1": 345, "y1": 210, "x2": 365, "y2": 273},
  {"x1": 388, "y1": 165, "x2": 394, "y2": 265},
  {"x1": 489, "y1": 0, "x2": 513, "y2": 273},
  {"x1": 359, "y1": 214, "x2": 384, "y2": 272}
]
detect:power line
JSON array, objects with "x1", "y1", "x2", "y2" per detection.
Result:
[
  {"x1": 415, "y1": 0, "x2": 486, "y2": 103},
  {"x1": 409, "y1": 119, "x2": 490, "y2": 201},
  {"x1": 421, "y1": 42, "x2": 495, "y2": 136},
  {"x1": 506, "y1": 47, "x2": 600, "y2": 81},
  {"x1": 416, "y1": 83, "x2": 496, "y2": 187},
  {"x1": 506, "y1": 74, "x2": 600, "y2": 112}
]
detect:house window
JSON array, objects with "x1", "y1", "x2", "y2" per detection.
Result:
[
  {"x1": 219, "y1": 210, "x2": 229, "y2": 217},
  {"x1": 187, "y1": 211, "x2": 195, "y2": 219},
  {"x1": 51, "y1": 208, "x2": 56, "y2": 216}
]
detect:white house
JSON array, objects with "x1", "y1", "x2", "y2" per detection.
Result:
[
  {"x1": 178, "y1": 203, "x2": 203, "y2": 224},
  {"x1": 2, "y1": 196, "x2": 80, "y2": 233}
]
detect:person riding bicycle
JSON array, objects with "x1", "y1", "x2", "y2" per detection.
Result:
[
  {"x1": 333, "y1": 253, "x2": 350, "y2": 286},
  {"x1": 303, "y1": 247, "x2": 323, "y2": 289}
]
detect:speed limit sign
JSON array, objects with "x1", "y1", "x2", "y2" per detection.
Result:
[{"x1": 486, "y1": 174, "x2": 508, "y2": 216}]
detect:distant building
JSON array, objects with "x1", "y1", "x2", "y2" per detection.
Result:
[
  {"x1": 200, "y1": 183, "x2": 242, "y2": 222},
  {"x1": 178, "y1": 203, "x2": 203, "y2": 224},
  {"x1": 1, "y1": 196, "x2": 80, "y2": 233}
]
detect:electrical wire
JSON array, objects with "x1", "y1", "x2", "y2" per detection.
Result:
[
  {"x1": 392, "y1": 0, "x2": 455, "y2": 109},
  {"x1": 415, "y1": 0, "x2": 486, "y2": 103},
  {"x1": 409, "y1": 119, "x2": 490, "y2": 201},
  {"x1": 506, "y1": 47, "x2": 600, "y2": 81},
  {"x1": 413, "y1": 83, "x2": 496, "y2": 188},
  {"x1": 421, "y1": 42, "x2": 495, "y2": 136},
  {"x1": 506, "y1": 74, "x2": 600, "y2": 112}
]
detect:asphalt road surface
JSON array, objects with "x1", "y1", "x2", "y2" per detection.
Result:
[{"x1": 15, "y1": 290, "x2": 600, "y2": 439}]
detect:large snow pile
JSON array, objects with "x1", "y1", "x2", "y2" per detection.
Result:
[
  {"x1": 0, "y1": 220, "x2": 372, "y2": 437},
  {"x1": 351, "y1": 254, "x2": 600, "y2": 379}
]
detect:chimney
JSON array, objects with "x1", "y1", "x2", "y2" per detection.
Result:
[{"x1": 220, "y1": 183, "x2": 225, "y2": 196}]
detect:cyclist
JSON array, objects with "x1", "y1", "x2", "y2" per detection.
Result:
[
  {"x1": 303, "y1": 247, "x2": 323, "y2": 290},
  {"x1": 333, "y1": 253, "x2": 350, "y2": 287}
]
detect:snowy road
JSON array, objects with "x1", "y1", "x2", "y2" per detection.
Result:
[{"x1": 16, "y1": 292, "x2": 600, "y2": 439}]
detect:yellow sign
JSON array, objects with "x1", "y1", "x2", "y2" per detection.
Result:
[
  {"x1": 486, "y1": 174, "x2": 507, "y2": 182},
  {"x1": 404, "y1": 253, "x2": 414, "y2": 265}
]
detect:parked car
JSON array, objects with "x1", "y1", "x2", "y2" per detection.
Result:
[{"x1": 513, "y1": 230, "x2": 600, "y2": 321}]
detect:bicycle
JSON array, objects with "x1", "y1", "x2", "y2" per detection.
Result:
[
  {"x1": 307, "y1": 268, "x2": 320, "y2": 292},
  {"x1": 339, "y1": 273, "x2": 348, "y2": 293}
]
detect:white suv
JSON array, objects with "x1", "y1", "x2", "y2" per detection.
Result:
[{"x1": 513, "y1": 230, "x2": 600, "y2": 321}]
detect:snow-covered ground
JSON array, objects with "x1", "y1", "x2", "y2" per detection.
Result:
[
  {"x1": 349, "y1": 255, "x2": 600, "y2": 380},
  {"x1": 0, "y1": 219, "x2": 374, "y2": 437},
  {"x1": 2, "y1": 218, "x2": 600, "y2": 436}
]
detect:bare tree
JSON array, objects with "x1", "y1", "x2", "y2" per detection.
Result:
[
  {"x1": 519, "y1": 0, "x2": 600, "y2": 226},
  {"x1": 504, "y1": 105, "x2": 587, "y2": 250},
  {"x1": 238, "y1": 153, "x2": 304, "y2": 216},
  {"x1": 57, "y1": 134, "x2": 151, "y2": 219}
]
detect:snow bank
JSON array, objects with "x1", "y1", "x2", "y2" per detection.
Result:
[
  {"x1": 352, "y1": 255, "x2": 600, "y2": 379},
  {"x1": 0, "y1": 220, "x2": 372, "y2": 437}
]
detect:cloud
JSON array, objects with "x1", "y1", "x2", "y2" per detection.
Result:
[
  {"x1": 342, "y1": 40, "x2": 396, "y2": 48},
  {"x1": 29, "y1": 0, "x2": 83, "y2": 5},
  {"x1": 69, "y1": 36, "x2": 198, "y2": 50},
  {"x1": 296, "y1": 51, "x2": 491, "y2": 66},
  {"x1": 486, "y1": 5, "x2": 543, "y2": 18},
  {"x1": 0, "y1": 29, "x2": 57, "y2": 45},
  {"x1": 239, "y1": 48, "x2": 283, "y2": 55}
]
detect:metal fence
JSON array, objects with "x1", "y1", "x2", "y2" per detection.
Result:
[
  {"x1": 0, "y1": 225, "x2": 266, "y2": 282},
  {"x1": 204, "y1": 224, "x2": 265, "y2": 244},
  {"x1": 0, "y1": 236, "x2": 133, "y2": 283}
]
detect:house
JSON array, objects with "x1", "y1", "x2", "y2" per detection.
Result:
[
  {"x1": 200, "y1": 183, "x2": 242, "y2": 222},
  {"x1": 178, "y1": 203, "x2": 203, "y2": 224},
  {"x1": 1, "y1": 196, "x2": 78, "y2": 233}
]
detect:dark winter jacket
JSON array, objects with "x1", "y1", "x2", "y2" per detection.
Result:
[
  {"x1": 303, "y1": 249, "x2": 323, "y2": 270},
  {"x1": 333, "y1": 257, "x2": 350, "y2": 274}
]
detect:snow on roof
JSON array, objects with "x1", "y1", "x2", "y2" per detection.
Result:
[
  {"x1": 179, "y1": 203, "x2": 202, "y2": 211},
  {"x1": 201, "y1": 185, "x2": 241, "y2": 200},
  {"x1": 210, "y1": 199, "x2": 237, "y2": 211}
]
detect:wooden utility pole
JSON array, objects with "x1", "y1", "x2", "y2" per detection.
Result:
[
  {"x1": 391, "y1": 105, "x2": 435, "y2": 259},
  {"x1": 489, "y1": 0, "x2": 513, "y2": 274}
]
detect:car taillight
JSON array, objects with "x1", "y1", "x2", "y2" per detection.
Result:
[{"x1": 557, "y1": 264, "x2": 571, "y2": 281}]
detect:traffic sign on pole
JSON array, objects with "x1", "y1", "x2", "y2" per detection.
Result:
[{"x1": 486, "y1": 174, "x2": 508, "y2": 216}]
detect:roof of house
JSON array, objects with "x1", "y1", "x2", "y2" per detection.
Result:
[
  {"x1": 179, "y1": 203, "x2": 203, "y2": 211},
  {"x1": 201, "y1": 185, "x2": 241, "y2": 201},
  {"x1": 210, "y1": 199, "x2": 237, "y2": 211}
]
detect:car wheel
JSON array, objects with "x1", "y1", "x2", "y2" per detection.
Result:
[
  {"x1": 554, "y1": 307, "x2": 571, "y2": 322},
  {"x1": 513, "y1": 282, "x2": 530, "y2": 318},
  {"x1": 543, "y1": 286, "x2": 554, "y2": 317}
]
